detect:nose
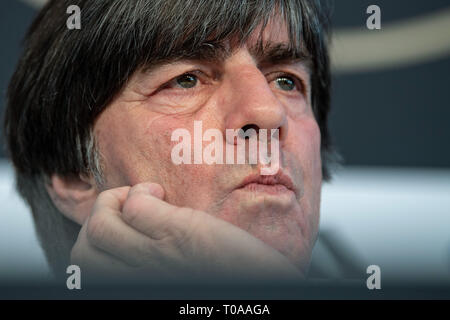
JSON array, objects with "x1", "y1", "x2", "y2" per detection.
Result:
[{"x1": 223, "y1": 64, "x2": 288, "y2": 144}]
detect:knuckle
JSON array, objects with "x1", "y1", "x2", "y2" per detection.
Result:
[
  {"x1": 86, "y1": 214, "x2": 107, "y2": 245},
  {"x1": 121, "y1": 194, "x2": 142, "y2": 225},
  {"x1": 91, "y1": 190, "x2": 114, "y2": 215},
  {"x1": 96, "y1": 189, "x2": 112, "y2": 205},
  {"x1": 130, "y1": 183, "x2": 149, "y2": 194}
]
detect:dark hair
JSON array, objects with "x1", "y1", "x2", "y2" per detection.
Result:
[{"x1": 4, "y1": 0, "x2": 335, "y2": 276}]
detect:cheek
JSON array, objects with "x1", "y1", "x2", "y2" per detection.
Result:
[
  {"x1": 96, "y1": 102, "x2": 223, "y2": 209},
  {"x1": 288, "y1": 117, "x2": 322, "y2": 175},
  {"x1": 288, "y1": 117, "x2": 322, "y2": 234},
  {"x1": 306, "y1": 120, "x2": 322, "y2": 178},
  {"x1": 143, "y1": 119, "x2": 221, "y2": 208},
  {"x1": 94, "y1": 106, "x2": 182, "y2": 186},
  {"x1": 304, "y1": 119, "x2": 322, "y2": 237},
  {"x1": 301, "y1": 118, "x2": 322, "y2": 201}
]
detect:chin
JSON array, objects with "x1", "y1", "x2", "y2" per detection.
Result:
[{"x1": 215, "y1": 197, "x2": 312, "y2": 267}]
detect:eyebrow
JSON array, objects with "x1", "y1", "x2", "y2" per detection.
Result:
[
  {"x1": 181, "y1": 42, "x2": 231, "y2": 63},
  {"x1": 142, "y1": 40, "x2": 312, "y2": 74},
  {"x1": 249, "y1": 42, "x2": 313, "y2": 72},
  {"x1": 141, "y1": 42, "x2": 230, "y2": 74}
]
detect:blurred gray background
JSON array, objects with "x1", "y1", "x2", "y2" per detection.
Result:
[{"x1": 0, "y1": 0, "x2": 449, "y2": 287}]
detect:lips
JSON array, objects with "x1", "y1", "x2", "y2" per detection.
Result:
[{"x1": 236, "y1": 171, "x2": 298, "y2": 197}]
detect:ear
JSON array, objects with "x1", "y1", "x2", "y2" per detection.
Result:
[{"x1": 46, "y1": 174, "x2": 99, "y2": 225}]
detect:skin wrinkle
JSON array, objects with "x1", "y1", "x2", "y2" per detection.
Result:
[
  {"x1": 91, "y1": 17, "x2": 321, "y2": 271},
  {"x1": 3, "y1": 0, "x2": 334, "y2": 277}
]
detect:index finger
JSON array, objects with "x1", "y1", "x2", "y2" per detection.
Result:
[
  {"x1": 93, "y1": 186, "x2": 132, "y2": 214},
  {"x1": 121, "y1": 183, "x2": 197, "y2": 240}
]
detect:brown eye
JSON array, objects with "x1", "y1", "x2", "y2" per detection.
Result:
[
  {"x1": 176, "y1": 74, "x2": 198, "y2": 88},
  {"x1": 275, "y1": 76, "x2": 296, "y2": 91}
]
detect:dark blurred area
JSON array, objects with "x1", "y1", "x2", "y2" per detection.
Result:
[{"x1": 329, "y1": 0, "x2": 450, "y2": 168}]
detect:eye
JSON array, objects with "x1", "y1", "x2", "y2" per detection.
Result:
[
  {"x1": 274, "y1": 76, "x2": 296, "y2": 91},
  {"x1": 155, "y1": 70, "x2": 213, "y2": 96},
  {"x1": 175, "y1": 73, "x2": 198, "y2": 89}
]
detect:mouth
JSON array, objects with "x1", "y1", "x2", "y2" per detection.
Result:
[{"x1": 236, "y1": 171, "x2": 298, "y2": 197}]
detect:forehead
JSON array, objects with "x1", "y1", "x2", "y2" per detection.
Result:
[
  {"x1": 246, "y1": 16, "x2": 291, "y2": 48},
  {"x1": 220, "y1": 14, "x2": 302, "y2": 59},
  {"x1": 140, "y1": 14, "x2": 309, "y2": 74},
  {"x1": 243, "y1": 15, "x2": 311, "y2": 67}
]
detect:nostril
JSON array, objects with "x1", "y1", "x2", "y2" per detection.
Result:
[{"x1": 239, "y1": 124, "x2": 259, "y2": 139}]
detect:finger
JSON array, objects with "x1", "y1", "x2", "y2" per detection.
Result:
[
  {"x1": 86, "y1": 187, "x2": 162, "y2": 267},
  {"x1": 86, "y1": 207, "x2": 160, "y2": 267},
  {"x1": 121, "y1": 182, "x2": 198, "y2": 241},
  {"x1": 72, "y1": 224, "x2": 136, "y2": 278},
  {"x1": 92, "y1": 186, "x2": 131, "y2": 214}
]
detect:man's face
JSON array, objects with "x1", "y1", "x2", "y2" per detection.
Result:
[{"x1": 93, "y1": 17, "x2": 322, "y2": 272}]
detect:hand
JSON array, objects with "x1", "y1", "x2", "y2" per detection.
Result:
[{"x1": 70, "y1": 183, "x2": 303, "y2": 284}]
